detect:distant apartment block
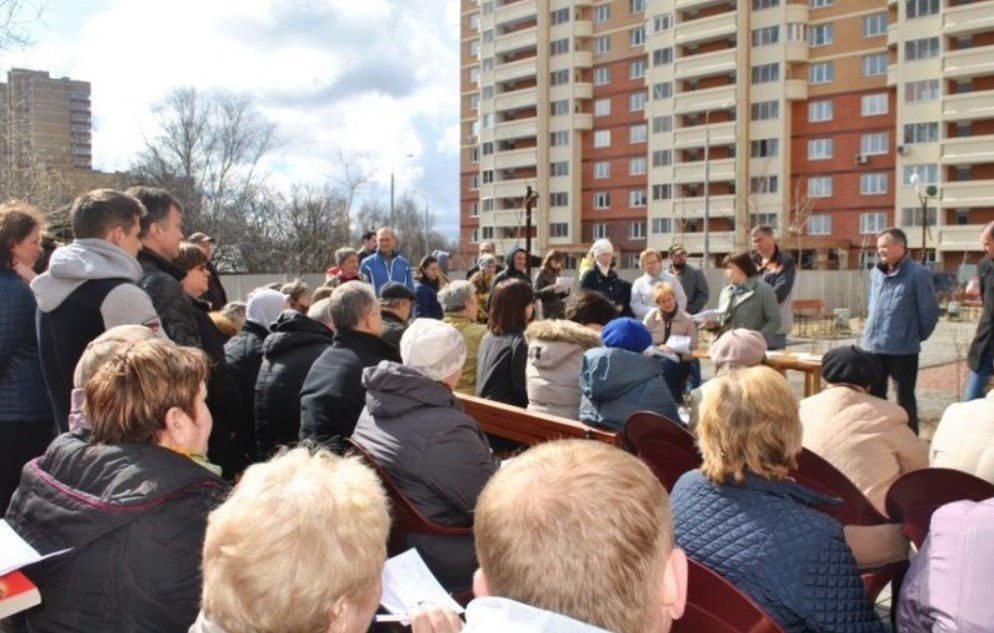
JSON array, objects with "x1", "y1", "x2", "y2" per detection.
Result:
[
  {"x1": 0, "y1": 68, "x2": 92, "y2": 171},
  {"x1": 460, "y1": 0, "x2": 994, "y2": 273}
]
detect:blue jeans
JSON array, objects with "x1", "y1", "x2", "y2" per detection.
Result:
[
  {"x1": 688, "y1": 358, "x2": 703, "y2": 389},
  {"x1": 965, "y1": 346, "x2": 993, "y2": 401},
  {"x1": 659, "y1": 357, "x2": 690, "y2": 404}
]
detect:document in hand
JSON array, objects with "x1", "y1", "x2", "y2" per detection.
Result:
[
  {"x1": 378, "y1": 549, "x2": 465, "y2": 624},
  {"x1": 0, "y1": 520, "x2": 72, "y2": 577}
]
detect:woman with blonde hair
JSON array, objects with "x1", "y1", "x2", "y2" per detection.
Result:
[
  {"x1": 670, "y1": 366, "x2": 886, "y2": 633},
  {"x1": 643, "y1": 281, "x2": 697, "y2": 403}
]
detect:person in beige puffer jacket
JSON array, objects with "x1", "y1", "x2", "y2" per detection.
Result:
[{"x1": 524, "y1": 319, "x2": 601, "y2": 420}]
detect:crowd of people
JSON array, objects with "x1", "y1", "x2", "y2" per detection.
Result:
[{"x1": 1, "y1": 186, "x2": 993, "y2": 633}]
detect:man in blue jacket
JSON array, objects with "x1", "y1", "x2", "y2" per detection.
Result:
[
  {"x1": 861, "y1": 228, "x2": 939, "y2": 434},
  {"x1": 359, "y1": 227, "x2": 413, "y2": 294}
]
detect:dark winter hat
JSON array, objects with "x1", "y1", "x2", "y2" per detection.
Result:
[
  {"x1": 379, "y1": 281, "x2": 416, "y2": 302},
  {"x1": 600, "y1": 317, "x2": 652, "y2": 354},
  {"x1": 820, "y1": 345, "x2": 883, "y2": 389}
]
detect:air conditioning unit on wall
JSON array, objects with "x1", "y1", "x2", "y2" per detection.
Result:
[{"x1": 855, "y1": 153, "x2": 870, "y2": 165}]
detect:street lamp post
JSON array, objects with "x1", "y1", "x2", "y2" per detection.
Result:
[
  {"x1": 389, "y1": 153, "x2": 415, "y2": 224},
  {"x1": 910, "y1": 172, "x2": 938, "y2": 265}
]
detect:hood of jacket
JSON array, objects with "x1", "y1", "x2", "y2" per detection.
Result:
[
  {"x1": 138, "y1": 247, "x2": 186, "y2": 281},
  {"x1": 464, "y1": 597, "x2": 613, "y2": 633},
  {"x1": 581, "y1": 347, "x2": 661, "y2": 401},
  {"x1": 526, "y1": 320, "x2": 601, "y2": 371},
  {"x1": 262, "y1": 310, "x2": 334, "y2": 358},
  {"x1": 31, "y1": 239, "x2": 142, "y2": 312},
  {"x1": 362, "y1": 361, "x2": 460, "y2": 418}
]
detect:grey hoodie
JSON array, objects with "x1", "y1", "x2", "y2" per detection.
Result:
[{"x1": 31, "y1": 239, "x2": 165, "y2": 336}]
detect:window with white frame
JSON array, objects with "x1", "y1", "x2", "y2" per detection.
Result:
[
  {"x1": 808, "y1": 100, "x2": 833, "y2": 122},
  {"x1": 629, "y1": 157, "x2": 647, "y2": 175},
  {"x1": 901, "y1": 206, "x2": 937, "y2": 227},
  {"x1": 550, "y1": 8, "x2": 570, "y2": 24},
  {"x1": 481, "y1": 142, "x2": 493, "y2": 155},
  {"x1": 808, "y1": 138, "x2": 833, "y2": 160},
  {"x1": 751, "y1": 101, "x2": 780, "y2": 120},
  {"x1": 860, "y1": 173, "x2": 888, "y2": 195},
  {"x1": 629, "y1": 27, "x2": 646, "y2": 47},
  {"x1": 862, "y1": 53, "x2": 888, "y2": 76},
  {"x1": 629, "y1": 221, "x2": 647, "y2": 240},
  {"x1": 470, "y1": 175, "x2": 479, "y2": 190},
  {"x1": 551, "y1": 69, "x2": 569, "y2": 86},
  {"x1": 904, "y1": 122, "x2": 939, "y2": 144},
  {"x1": 754, "y1": 0, "x2": 780, "y2": 8},
  {"x1": 592, "y1": 223, "x2": 609, "y2": 239},
  {"x1": 470, "y1": 67, "x2": 480, "y2": 84},
  {"x1": 595, "y1": 35, "x2": 611, "y2": 55},
  {"x1": 630, "y1": 0, "x2": 645, "y2": 13},
  {"x1": 549, "y1": 192, "x2": 569, "y2": 206},
  {"x1": 482, "y1": 199, "x2": 494, "y2": 212},
  {"x1": 629, "y1": 60, "x2": 647, "y2": 79},
  {"x1": 652, "y1": 150, "x2": 672, "y2": 166},
  {"x1": 629, "y1": 92, "x2": 647, "y2": 111},
  {"x1": 593, "y1": 161, "x2": 611, "y2": 179},
  {"x1": 629, "y1": 189, "x2": 647, "y2": 207},
  {"x1": 551, "y1": 99, "x2": 569, "y2": 116},
  {"x1": 810, "y1": 0, "x2": 833, "y2": 6},
  {"x1": 751, "y1": 138, "x2": 779, "y2": 157},
  {"x1": 905, "y1": 80, "x2": 940, "y2": 103},
  {"x1": 809, "y1": 61, "x2": 834, "y2": 84},
  {"x1": 807, "y1": 176, "x2": 832, "y2": 197},
  {"x1": 594, "y1": 4, "x2": 610, "y2": 22},
  {"x1": 653, "y1": 13, "x2": 673, "y2": 32},
  {"x1": 808, "y1": 214, "x2": 831, "y2": 235},
  {"x1": 861, "y1": 93, "x2": 888, "y2": 115},
  {"x1": 751, "y1": 213, "x2": 779, "y2": 228},
  {"x1": 751, "y1": 176, "x2": 779, "y2": 193},
  {"x1": 593, "y1": 192, "x2": 611, "y2": 208},
  {"x1": 481, "y1": 226, "x2": 494, "y2": 240},
  {"x1": 469, "y1": 13, "x2": 480, "y2": 30},
  {"x1": 652, "y1": 115, "x2": 672, "y2": 133},
  {"x1": 594, "y1": 130, "x2": 611, "y2": 147},
  {"x1": 652, "y1": 184, "x2": 672, "y2": 200},
  {"x1": 469, "y1": 40, "x2": 480, "y2": 58},
  {"x1": 906, "y1": 0, "x2": 939, "y2": 19},
  {"x1": 653, "y1": 48, "x2": 673, "y2": 66},
  {"x1": 549, "y1": 222, "x2": 569, "y2": 238},
  {"x1": 594, "y1": 98, "x2": 611, "y2": 116},
  {"x1": 859, "y1": 250, "x2": 880, "y2": 270},
  {"x1": 551, "y1": 130, "x2": 569, "y2": 146},
  {"x1": 482, "y1": 170, "x2": 493, "y2": 184},
  {"x1": 629, "y1": 125, "x2": 647, "y2": 144},
  {"x1": 482, "y1": 29, "x2": 493, "y2": 43},
  {"x1": 752, "y1": 25, "x2": 780, "y2": 46},
  {"x1": 786, "y1": 23, "x2": 805, "y2": 41},
  {"x1": 482, "y1": 85, "x2": 494, "y2": 99},
  {"x1": 470, "y1": 228, "x2": 479, "y2": 243},
  {"x1": 860, "y1": 212, "x2": 886, "y2": 234},
  {"x1": 808, "y1": 24, "x2": 833, "y2": 46},
  {"x1": 902, "y1": 164, "x2": 939, "y2": 185},
  {"x1": 481, "y1": 112, "x2": 494, "y2": 129},
  {"x1": 469, "y1": 146, "x2": 479, "y2": 163},
  {"x1": 863, "y1": 12, "x2": 887, "y2": 36},
  {"x1": 481, "y1": 1, "x2": 492, "y2": 14},
  {"x1": 551, "y1": 38, "x2": 570, "y2": 55},
  {"x1": 469, "y1": 94, "x2": 480, "y2": 111},
  {"x1": 861, "y1": 132, "x2": 888, "y2": 155},
  {"x1": 652, "y1": 82, "x2": 673, "y2": 100},
  {"x1": 550, "y1": 161, "x2": 569, "y2": 177},
  {"x1": 469, "y1": 201, "x2": 479, "y2": 216},
  {"x1": 906, "y1": 37, "x2": 939, "y2": 60},
  {"x1": 651, "y1": 218, "x2": 672, "y2": 234},
  {"x1": 594, "y1": 67, "x2": 611, "y2": 85},
  {"x1": 752, "y1": 63, "x2": 780, "y2": 84}
]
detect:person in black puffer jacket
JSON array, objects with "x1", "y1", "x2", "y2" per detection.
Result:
[
  {"x1": 255, "y1": 308, "x2": 334, "y2": 459},
  {"x1": 476, "y1": 279, "x2": 533, "y2": 408}
]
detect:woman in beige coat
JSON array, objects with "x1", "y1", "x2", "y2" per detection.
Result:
[
  {"x1": 524, "y1": 319, "x2": 601, "y2": 420},
  {"x1": 643, "y1": 281, "x2": 697, "y2": 403}
]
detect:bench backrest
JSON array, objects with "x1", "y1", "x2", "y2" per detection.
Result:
[{"x1": 456, "y1": 393, "x2": 620, "y2": 446}]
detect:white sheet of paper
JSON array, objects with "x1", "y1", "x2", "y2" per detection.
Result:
[
  {"x1": 0, "y1": 519, "x2": 72, "y2": 576},
  {"x1": 666, "y1": 335, "x2": 692, "y2": 355},
  {"x1": 380, "y1": 549, "x2": 465, "y2": 618},
  {"x1": 691, "y1": 308, "x2": 721, "y2": 322},
  {"x1": 555, "y1": 276, "x2": 575, "y2": 289}
]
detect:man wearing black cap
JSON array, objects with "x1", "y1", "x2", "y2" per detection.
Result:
[
  {"x1": 379, "y1": 281, "x2": 416, "y2": 350},
  {"x1": 189, "y1": 231, "x2": 227, "y2": 310},
  {"x1": 667, "y1": 244, "x2": 709, "y2": 315}
]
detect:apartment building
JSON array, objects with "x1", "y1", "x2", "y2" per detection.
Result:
[
  {"x1": 0, "y1": 68, "x2": 92, "y2": 171},
  {"x1": 459, "y1": 0, "x2": 994, "y2": 273}
]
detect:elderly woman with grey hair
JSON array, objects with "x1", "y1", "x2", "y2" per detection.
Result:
[
  {"x1": 440, "y1": 280, "x2": 489, "y2": 395},
  {"x1": 469, "y1": 253, "x2": 498, "y2": 324},
  {"x1": 324, "y1": 246, "x2": 362, "y2": 288}
]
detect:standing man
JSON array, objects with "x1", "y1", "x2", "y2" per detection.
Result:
[
  {"x1": 466, "y1": 241, "x2": 502, "y2": 279},
  {"x1": 965, "y1": 221, "x2": 994, "y2": 400},
  {"x1": 491, "y1": 245, "x2": 530, "y2": 286},
  {"x1": 188, "y1": 231, "x2": 227, "y2": 310},
  {"x1": 862, "y1": 228, "x2": 939, "y2": 434},
  {"x1": 668, "y1": 244, "x2": 709, "y2": 315},
  {"x1": 631, "y1": 248, "x2": 688, "y2": 319},
  {"x1": 357, "y1": 230, "x2": 377, "y2": 261},
  {"x1": 359, "y1": 227, "x2": 413, "y2": 294},
  {"x1": 751, "y1": 225, "x2": 796, "y2": 350}
]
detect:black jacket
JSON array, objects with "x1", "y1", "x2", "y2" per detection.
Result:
[
  {"x1": 533, "y1": 269, "x2": 566, "y2": 320},
  {"x1": 4, "y1": 432, "x2": 227, "y2": 633},
  {"x1": 969, "y1": 257, "x2": 994, "y2": 371},
  {"x1": 475, "y1": 331, "x2": 528, "y2": 408},
  {"x1": 299, "y1": 329, "x2": 401, "y2": 451},
  {"x1": 381, "y1": 310, "x2": 408, "y2": 351},
  {"x1": 138, "y1": 248, "x2": 203, "y2": 347},
  {"x1": 254, "y1": 311, "x2": 334, "y2": 459},
  {"x1": 581, "y1": 267, "x2": 632, "y2": 316},
  {"x1": 204, "y1": 260, "x2": 227, "y2": 310},
  {"x1": 224, "y1": 320, "x2": 270, "y2": 459}
]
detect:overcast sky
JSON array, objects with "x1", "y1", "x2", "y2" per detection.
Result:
[{"x1": 0, "y1": 0, "x2": 462, "y2": 237}]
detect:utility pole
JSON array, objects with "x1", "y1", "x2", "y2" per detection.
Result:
[{"x1": 525, "y1": 186, "x2": 538, "y2": 277}]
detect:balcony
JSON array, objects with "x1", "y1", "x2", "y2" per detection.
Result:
[
  {"x1": 572, "y1": 112, "x2": 593, "y2": 130},
  {"x1": 784, "y1": 3, "x2": 809, "y2": 24},
  {"x1": 673, "y1": 121, "x2": 736, "y2": 149},
  {"x1": 572, "y1": 81, "x2": 593, "y2": 100},
  {"x1": 785, "y1": 79, "x2": 807, "y2": 101},
  {"x1": 494, "y1": 0, "x2": 536, "y2": 28},
  {"x1": 675, "y1": 0, "x2": 733, "y2": 11},
  {"x1": 572, "y1": 21, "x2": 593, "y2": 38},
  {"x1": 671, "y1": 194, "x2": 736, "y2": 219},
  {"x1": 494, "y1": 26, "x2": 537, "y2": 56},
  {"x1": 887, "y1": 23, "x2": 898, "y2": 48},
  {"x1": 941, "y1": 134, "x2": 994, "y2": 165},
  {"x1": 674, "y1": 48, "x2": 737, "y2": 81},
  {"x1": 944, "y1": 0, "x2": 994, "y2": 37},
  {"x1": 673, "y1": 85, "x2": 737, "y2": 115},
  {"x1": 943, "y1": 89, "x2": 994, "y2": 122},
  {"x1": 493, "y1": 177, "x2": 536, "y2": 199},
  {"x1": 674, "y1": 11, "x2": 736, "y2": 47},
  {"x1": 944, "y1": 44, "x2": 994, "y2": 80},
  {"x1": 495, "y1": 87, "x2": 537, "y2": 112},
  {"x1": 785, "y1": 41, "x2": 808, "y2": 64},
  {"x1": 887, "y1": 64, "x2": 898, "y2": 87},
  {"x1": 494, "y1": 57, "x2": 537, "y2": 83},
  {"x1": 494, "y1": 148, "x2": 536, "y2": 170},
  {"x1": 572, "y1": 50, "x2": 593, "y2": 68},
  {"x1": 667, "y1": 231, "x2": 737, "y2": 255},
  {"x1": 493, "y1": 117, "x2": 537, "y2": 142},
  {"x1": 672, "y1": 157, "x2": 736, "y2": 184},
  {"x1": 937, "y1": 225, "x2": 986, "y2": 252},
  {"x1": 940, "y1": 179, "x2": 994, "y2": 208}
]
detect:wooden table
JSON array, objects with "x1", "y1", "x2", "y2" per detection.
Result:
[{"x1": 694, "y1": 349, "x2": 823, "y2": 396}]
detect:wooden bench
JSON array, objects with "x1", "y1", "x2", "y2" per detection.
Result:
[{"x1": 456, "y1": 393, "x2": 621, "y2": 447}]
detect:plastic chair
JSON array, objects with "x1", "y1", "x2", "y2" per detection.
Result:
[
  {"x1": 672, "y1": 559, "x2": 786, "y2": 633},
  {"x1": 885, "y1": 467, "x2": 994, "y2": 549},
  {"x1": 623, "y1": 411, "x2": 702, "y2": 491}
]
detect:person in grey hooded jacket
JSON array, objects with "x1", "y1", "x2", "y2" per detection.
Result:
[
  {"x1": 524, "y1": 319, "x2": 601, "y2": 419},
  {"x1": 351, "y1": 318, "x2": 497, "y2": 591}
]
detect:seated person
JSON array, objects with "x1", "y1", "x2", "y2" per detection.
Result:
[
  {"x1": 687, "y1": 328, "x2": 766, "y2": 430},
  {"x1": 524, "y1": 318, "x2": 601, "y2": 420},
  {"x1": 476, "y1": 279, "x2": 534, "y2": 408},
  {"x1": 671, "y1": 366, "x2": 886, "y2": 633},
  {"x1": 643, "y1": 281, "x2": 697, "y2": 403},
  {"x1": 897, "y1": 497, "x2": 994, "y2": 633},
  {"x1": 5, "y1": 340, "x2": 228, "y2": 632},
  {"x1": 440, "y1": 280, "x2": 488, "y2": 395},
  {"x1": 466, "y1": 439, "x2": 687, "y2": 633},
  {"x1": 579, "y1": 317, "x2": 680, "y2": 429},
  {"x1": 800, "y1": 345, "x2": 926, "y2": 568},
  {"x1": 929, "y1": 388, "x2": 994, "y2": 484},
  {"x1": 351, "y1": 318, "x2": 497, "y2": 590}
]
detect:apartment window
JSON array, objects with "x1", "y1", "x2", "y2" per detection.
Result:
[
  {"x1": 809, "y1": 61, "x2": 834, "y2": 84},
  {"x1": 652, "y1": 218, "x2": 672, "y2": 233},
  {"x1": 469, "y1": 201, "x2": 479, "y2": 216},
  {"x1": 469, "y1": 146, "x2": 479, "y2": 163},
  {"x1": 860, "y1": 212, "x2": 886, "y2": 234},
  {"x1": 595, "y1": 35, "x2": 611, "y2": 55},
  {"x1": 549, "y1": 222, "x2": 569, "y2": 238},
  {"x1": 550, "y1": 69, "x2": 569, "y2": 86},
  {"x1": 652, "y1": 184, "x2": 672, "y2": 200},
  {"x1": 594, "y1": 67, "x2": 611, "y2": 85},
  {"x1": 653, "y1": 13, "x2": 673, "y2": 32},
  {"x1": 481, "y1": 170, "x2": 494, "y2": 184},
  {"x1": 862, "y1": 53, "x2": 888, "y2": 77},
  {"x1": 629, "y1": 92, "x2": 647, "y2": 111},
  {"x1": 481, "y1": 57, "x2": 494, "y2": 72},
  {"x1": 470, "y1": 67, "x2": 480, "y2": 84},
  {"x1": 470, "y1": 228, "x2": 478, "y2": 243},
  {"x1": 629, "y1": 221, "x2": 647, "y2": 240},
  {"x1": 482, "y1": 29, "x2": 493, "y2": 43},
  {"x1": 752, "y1": 25, "x2": 780, "y2": 47},
  {"x1": 481, "y1": 1, "x2": 493, "y2": 14},
  {"x1": 860, "y1": 173, "x2": 888, "y2": 195},
  {"x1": 905, "y1": 79, "x2": 939, "y2": 103},
  {"x1": 754, "y1": 0, "x2": 780, "y2": 8},
  {"x1": 481, "y1": 113, "x2": 495, "y2": 129},
  {"x1": 906, "y1": 0, "x2": 939, "y2": 19},
  {"x1": 550, "y1": 161, "x2": 569, "y2": 177},
  {"x1": 629, "y1": 189, "x2": 647, "y2": 208},
  {"x1": 861, "y1": 93, "x2": 888, "y2": 115},
  {"x1": 808, "y1": 214, "x2": 831, "y2": 235},
  {"x1": 594, "y1": 5, "x2": 610, "y2": 22},
  {"x1": 629, "y1": 157, "x2": 647, "y2": 176},
  {"x1": 808, "y1": 100, "x2": 833, "y2": 122},
  {"x1": 751, "y1": 138, "x2": 779, "y2": 157},
  {"x1": 808, "y1": 24, "x2": 833, "y2": 47},
  {"x1": 550, "y1": 8, "x2": 570, "y2": 24},
  {"x1": 594, "y1": 98, "x2": 611, "y2": 116},
  {"x1": 629, "y1": 124, "x2": 648, "y2": 144},
  {"x1": 751, "y1": 101, "x2": 780, "y2": 120},
  {"x1": 549, "y1": 192, "x2": 569, "y2": 207},
  {"x1": 905, "y1": 37, "x2": 940, "y2": 60},
  {"x1": 863, "y1": 13, "x2": 887, "y2": 36},
  {"x1": 786, "y1": 23, "x2": 805, "y2": 42},
  {"x1": 470, "y1": 175, "x2": 479, "y2": 190},
  {"x1": 752, "y1": 63, "x2": 780, "y2": 84},
  {"x1": 482, "y1": 199, "x2": 494, "y2": 212},
  {"x1": 861, "y1": 133, "x2": 888, "y2": 155},
  {"x1": 481, "y1": 142, "x2": 493, "y2": 155},
  {"x1": 652, "y1": 82, "x2": 673, "y2": 100},
  {"x1": 629, "y1": 27, "x2": 646, "y2": 47},
  {"x1": 652, "y1": 150, "x2": 672, "y2": 166},
  {"x1": 901, "y1": 206, "x2": 937, "y2": 227},
  {"x1": 652, "y1": 48, "x2": 674, "y2": 66},
  {"x1": 593, "y1": 193, "x2": 611, "y2": 209},
  {"x1": 807, "y1": 176, "x2": 832, "y2": 197},
  {"x1": 551, "y1": 38, "x2": 570, "y2": 55},
  {"x1": 810, "y1": 0, "x2": 832, "y2": 6},
  {"x1": 903, "y1": 164, "x2": 939, "y2": 185},
  {"x1": 551, "y1": 99, "x2": 570, "y2": 116},
  {"x1": 652, "y1": 115, "x2": 673, "y2": 133},
  {"x1": 751, "y1": 176, "x2": 779, "y2": 194},
  {"x1": 592, "y1": 223, "x2": 609, "y2": 239},
  {"x1": 593, "y1": 130, "x2": 611, "y2": 148},
  {"x1": 629, "y1": 59, "x2": 647, "y2": 79},
  {"x1": 904, "y1": 122, "x2": 939, "y2": 144},
  {"x1": 469, "y1": 94, "x2": 480, "y2": 111},
  {"x1": 481, "y1": 226, "x2": 494, "y2": 240},
  {"x1": 469, "y1": 13, "x2": 480, "y2": 30},
  {"x1": 469, "y1": 40, "x2": 480, "y2": 58},
  {"x1": 593, "y1": 161, "x2": 611, "y2": 178},
  {"x1": 482, "y1": 86, "x2": 494, "y2": 99},
  {"x1": 630, "y1": 0, "x2": 645, "y2": 13},
  {"x1": 808, "y1": 138, "x2": 833, "y2": 160},
  {"x1": 751, "y1": 213, "x2": 779, "y2": 228},
  {"x1": 551, "y1": 130, "x2": 569, "y2": 146}
]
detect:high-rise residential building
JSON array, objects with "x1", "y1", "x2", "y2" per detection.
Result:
[
  {"x1": 0, "y1": 68, "x2": 92, "y2": 172},
  {"x1": 459, "y1": 0, "x2": 994, "y2": 273}
]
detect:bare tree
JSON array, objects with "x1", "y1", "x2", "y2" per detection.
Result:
[
  {"x1": 0, "y1": 0, "x2": 43, "y2": 51},
  {"x1": 786, "y1": 176, "x2": 815, "y2": 270}
]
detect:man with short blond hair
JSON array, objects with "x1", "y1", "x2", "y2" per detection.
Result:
[{"x1": 466, "y1": 439, "x2": 687, "y2": 633}]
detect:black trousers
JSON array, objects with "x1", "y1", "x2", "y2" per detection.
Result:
[
  {"x1": 0, "y1": 419, "x2": 54, "y2": 514},
  {"x1": 869, "y1": 353, "x2": 920, "y2": 435}
]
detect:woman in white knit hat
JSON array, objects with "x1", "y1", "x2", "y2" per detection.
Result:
[
  {"x1": 351, "y1": 317, "x2": 497, "y2": 592},
  {"x1": 580, "y1": 239, "x2": 631, "y2": 316}
]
